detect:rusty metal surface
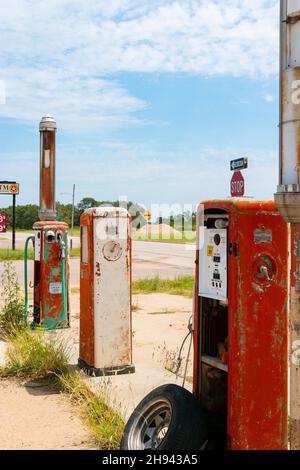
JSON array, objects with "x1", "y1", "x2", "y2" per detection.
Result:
[
  {"x1": 33, "y1": 221, "x2": 68, "y2": 230},
  {"x1": 278, "y1": 1, "x2": 300, "y2": 189},
  {"x1": 289, "y1": 223, "x2": 300, "y2": 449},
  {"x1": 79, "y1": 212, "x2": 95, "y2": 367},
  {"x1": 194, "y1": 199, "x2": 288, "y2": 450}
]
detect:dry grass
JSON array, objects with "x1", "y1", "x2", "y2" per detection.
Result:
[
  {"x1": 58, "y1": 371, "x2": 124, "y2": 450},
  {"x1": 0, "y1": 327, "x2": 70, "y2": 379}
]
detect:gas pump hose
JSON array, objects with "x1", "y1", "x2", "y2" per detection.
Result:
[
  {"x1": 24, "y1": 236, "x2": 35, "y2": 322},
  {"x1": 61, "y1": 254, "x2": 67, "y2": 324}
]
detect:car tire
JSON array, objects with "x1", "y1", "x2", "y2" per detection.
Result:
[{"x1": 120, "y1": 384, "x2": 209, "y2": 450}]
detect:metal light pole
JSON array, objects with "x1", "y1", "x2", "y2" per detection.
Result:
[{"x1": 275, "y1": 0, "x2": 300, "y2": 450}]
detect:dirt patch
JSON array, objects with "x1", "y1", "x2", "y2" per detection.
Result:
[{"x1": 0, "y1": 378, "x2": 93, "y2": 450}]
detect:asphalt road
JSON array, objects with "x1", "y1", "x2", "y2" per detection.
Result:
[{"x1": 0, "y1": 232, "x2": 195, "y2": 286}]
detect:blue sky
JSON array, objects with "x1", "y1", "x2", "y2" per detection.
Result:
[{"x1": 0, "y1": 0, "x2": 280, "y2": 216}]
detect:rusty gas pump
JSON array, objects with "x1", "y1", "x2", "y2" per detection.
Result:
[
  {"x1": 24, "y1": 115, "x2": 70, "y2": 329},
  {"x1": 120, "y1": 199, "x2": 289, "y2": 451},
  {"x1": 78, "y1": 207, "x2": 135, "y2": 376},
  {"x1": 193, "y1": 200, "x2": 289, "y2": 450}
]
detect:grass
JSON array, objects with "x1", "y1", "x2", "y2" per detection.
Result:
[
  {"x1": 0, "y1": 327, "x2": 70, "y2": 379},
  {"x1": 132, "y1": 275, "x2": 194, "y2": 298},
  {"x1": 0, "y1": 247, "x2": 80, "y2": 261},
  {"x1": 133, "y1": 230, "x2": 196, "y2": 244},
  {"x1": 59, "y1": 372, "x2": 124, "y2": 450},
  {"x1": 0, "y1": 248, "x2": 32, "y2": 261}
]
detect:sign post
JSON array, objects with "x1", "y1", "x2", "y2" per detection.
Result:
[
  {"x1": 143, "y1": 211, "x2": 152, "y2": 240},
  {"x1": 230, "y1": 159, "x2": 247, "y2": 198},
  {"x1": 0, "y1": 181, "x2": 19, "y2": 250}
]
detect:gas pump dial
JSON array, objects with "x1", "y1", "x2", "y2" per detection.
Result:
[
  {"x1": 252, "y1": 254, "x2": 276, "y2": 286},
  {"x1": 103, "y1": 240, "x2": 123, "y2": 262}
]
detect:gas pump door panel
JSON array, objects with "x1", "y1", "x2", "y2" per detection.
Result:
[{"x1": 199, "y1": 228, "x2": 227, "y2": 301}]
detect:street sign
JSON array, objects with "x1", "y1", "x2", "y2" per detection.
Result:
[
  {"x1": 230, "y1": 158, "x2": 248, "y2": 172},
  {"x1": 231, "y1": 171, "x2": 245, "y2": 197},
  {"x1": 143, "y1": 211, "x2": 152, "y2": 221},
  {"x1": 0, "y1": 182, "x2": 19, "y2": 195},
  {"x1": 0, "y1": 211, "x2": 6, "y2": 233}
]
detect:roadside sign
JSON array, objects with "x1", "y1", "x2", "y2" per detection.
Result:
[
  {"x1": 143, "y1": 211, "x2": 152, "y2": 221},
  {"x1": 0, "y1": 182, "x2": 19, "y2": 195},
  {"x1": 231, "y1": 171, "x2": 245, "y2": 197},
  {"x1": 230, "y1": 158, "x2": 248, "y2": 172},
  {"x1": 0, "y1": 181, "x2": 18, "y2": 249},
  {"x1": 0, "y1": 211, "x2": 6, "y2": 232}
]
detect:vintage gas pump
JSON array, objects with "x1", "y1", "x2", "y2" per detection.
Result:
[
  {"x1": 78, "y1": 207, "x2": 135, "y2": 376},
  {"x1": 120, "y1": 199, "x2": 289, "y2": 451},
  {"x1": 24, "y1": 115, "x2": 70, "y2": 329},
  {"x1": 193, "y1": 199, "x2": 288, "y2": 450}
]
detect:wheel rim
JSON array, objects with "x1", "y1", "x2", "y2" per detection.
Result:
[{"x1": 128, "y1": 397, "x2": 172, "y2": 450}]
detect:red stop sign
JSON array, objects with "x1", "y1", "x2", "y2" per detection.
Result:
[
  {"x1": 0, "y1": 212, "x2": 6, "y2": 233},
  {"x1": 231, "y1": 171, "x2": 245, "y2": 197}
]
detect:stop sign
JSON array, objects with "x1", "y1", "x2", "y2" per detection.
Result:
[
  {"x1": 231, "y1": 171, "x2": 245, "y2": 197},
  {"x1": 0, "y1": 211, "x2": 6, "y2": 233}
]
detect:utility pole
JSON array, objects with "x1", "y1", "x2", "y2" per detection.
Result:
[
  {"x1": 275, "y1": 0, "x2": 300, "y2": 450},
  {"x1": 71, "y1": 183, "x2": 75, "y2": 234}
]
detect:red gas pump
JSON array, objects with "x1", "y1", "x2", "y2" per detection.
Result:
[
  {"x1": 120, "y1": 199, "x2": 288, "y2": 450},
  {"x1": 193, "y1": 199, "x2": 288, "y2": 450}
]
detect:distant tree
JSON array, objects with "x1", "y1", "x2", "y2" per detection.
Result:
[
  {"x1": 0, "y1": 198, "x2": 147, "y2": 230},
  {"x1": 77, "y1": 197, "x2": 99, "y2": 212},
  {"x1": 158, "y1": 211, "x2": 197, "y2": 231},
  {"x1": 77, "y1": 198, "x2": 146, "y2": 227},
  {"x1": 0, "y1": 204, "x2": 38, "y2": 230}
]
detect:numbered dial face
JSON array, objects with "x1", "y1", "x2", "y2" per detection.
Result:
[{"x1": 102, "y1": 240, "x2": 123, "y2": 261}]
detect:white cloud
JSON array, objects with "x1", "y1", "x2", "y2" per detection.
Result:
[
  {"x1": 0, "y1": 142, "x2": 278, "y2": 210},
  {"x1": 53, "y1": 143, "x2": 279, "y2": 207},
  {"x1": 0, "y1": 0, "x2": 279, "y2": 130},
  {"x1": 264, "y1": 93, "x2": 276, "y2": 102}
]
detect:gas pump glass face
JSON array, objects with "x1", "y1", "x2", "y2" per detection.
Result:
[
  {"x1": 46, "y1": 230, "x2": 55, "y2": 243},
  {"x1": 214, "y1": 234, "x2": 221, "y2": 246},
  {"x1": 102, "y1": 240, "x2": 122, "y2": 261},
  {"x1": 81, "y1": 226, "x2": 88, "y2": 264},
  {"x1": 56, "y1": 231, "x2": 62, "y2": 243}
]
